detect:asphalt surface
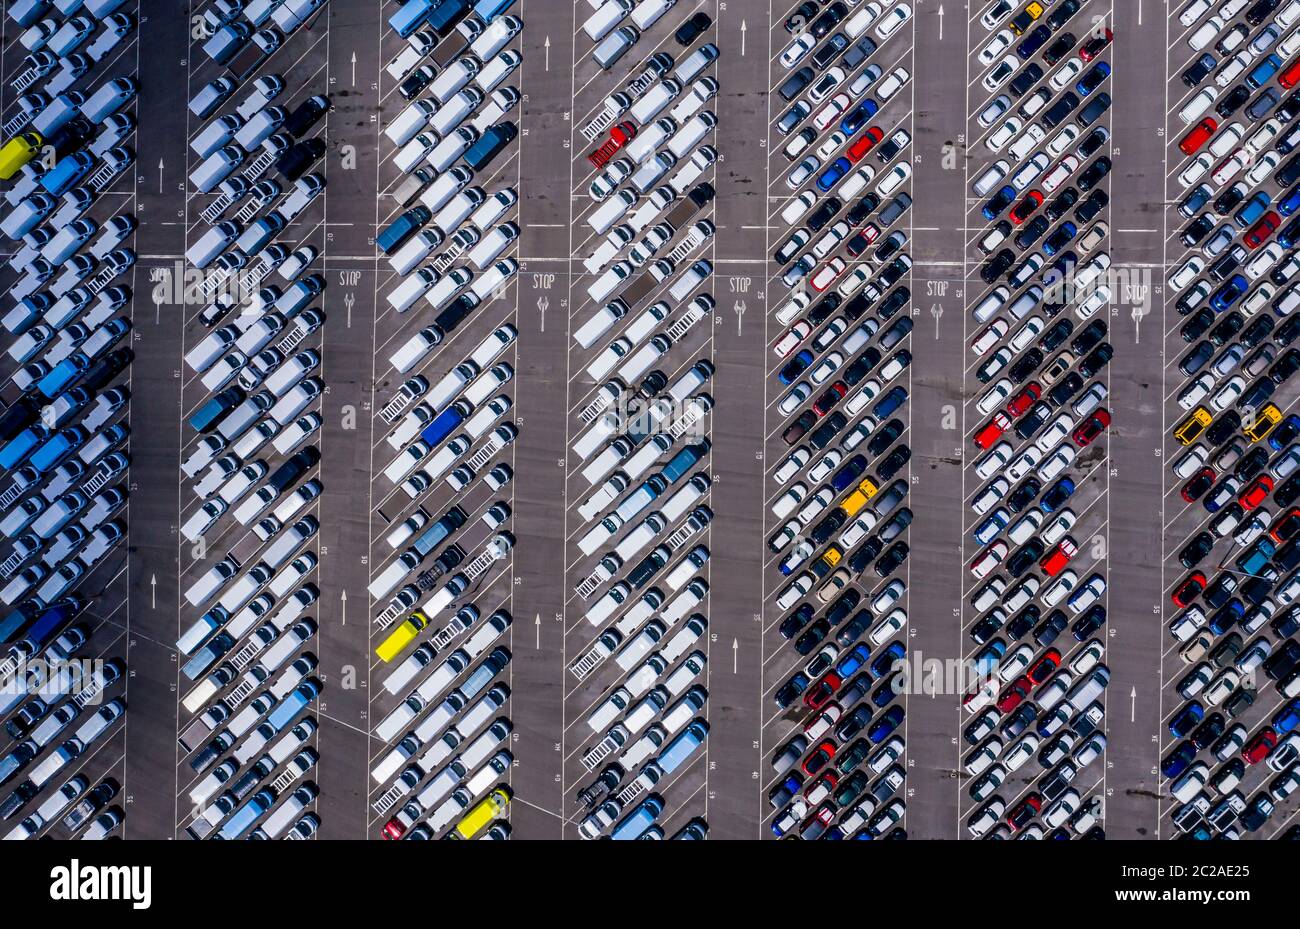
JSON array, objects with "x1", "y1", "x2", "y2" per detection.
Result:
[{"x1": 0, "y1": 0, "x2": 1256, "y2": 840}]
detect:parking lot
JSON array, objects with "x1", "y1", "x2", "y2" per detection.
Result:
[{"x1": 7, "y1": 0, "x2": 1300, "y2": 841}]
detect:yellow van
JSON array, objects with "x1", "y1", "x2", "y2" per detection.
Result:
[
  {"x1": 375, "y1": 609, "x2": 430, "y2": 662},
  {"x1": 839, "y1": 477, "x2": 879, "y2": 517},
  {"x1": 1245, "y1": 403, "x2": 1283, "y2": 443},
  {"x1": 1174, "y1": 407, "x2": 1212, "y2": 446},
  {"x1": 454, "y1": 787, "x2": 511, "y2": 839},
  {"x1": 0, "y1": 132, "x2": 42, "y2": 181}
]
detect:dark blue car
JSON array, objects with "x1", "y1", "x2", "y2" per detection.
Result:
[
  {"x1": 982, "y1": 184, "x2": 1016, "y2": 221},
  {"x1": 840, "y1": 98, "x2": 879, "y2": 136}
]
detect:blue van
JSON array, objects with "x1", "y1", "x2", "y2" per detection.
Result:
[
  {"x1": 28, "y1": 426, "x2": 86, "y2": 474},
  {"x1": 217, "y1": 788, "x2": 275, "y2": 840},
  {"x1": 426, "y1": 0, "x2": 471, "y2": 34},
  {"x1": 0, "y1": 424, "x2": 50, "y2": 470},
  {"x1": 611, "y1": 796, "x2": 664, "y2": 840},
  {"x1": 464, "y1": 121, "x2": 518, "y2": 171},
  {"x1": 662, "y1": 440, "x2": 711, "y2": 482},
  {"x1": 377, "y1": 206, "x2": 431, "y2": 254},
  {"x1": 412, "y1": 505, "x2": 468, "y2": 557},
  {"x1": 265, "y1": 679, "x2": 321, "y2": 732},
  {"x1": 656, "y1": 721, "x2": 708, "y2": 775},
  {"x1": 473, "y1": 0, "x2": 515, "y2": 22},
  {"x1": 36, "y1": 353, "x2": 91, "y2": 398},
  {"x1": 39, "y1": 151, "x2": 94, "y2": 197},
  {"x1": 419, "y1": 400, "x2": 470, "y2": 447},
  {"x1": 188, "y1": 386, "x2": 245, "y2": 433},
  {"x1": 390, "y1": 0, "x2": 436, "y2": 37}
]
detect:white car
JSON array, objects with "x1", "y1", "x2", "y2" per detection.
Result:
[
  {"x1": 874, "y1": 2, "x2": 912, "y2": 39},
  {"x1": 780, "y1": 32, "x2": 816, "y2": 68}
]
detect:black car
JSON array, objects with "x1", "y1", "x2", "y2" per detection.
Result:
[
  {"x1": 778, "y1": 66, "x2": 815, "y2": 101},
  {"x1": 811, "y1": 33, "x2": 849, "y2": 70},
  {"x1": 809, "y1": 411, "x2": 848, "y2": 449},
  {"x1": 1006, "y1": 606, "x2": 1039, "y2": 640},
  {"x1": 1076, "y1": 156, "x2": 1111, "y2": 191},
  {"x1": 1182, "y1": 53, "x2": 1216, "y2": 87},
  {"x1": 876, "y1": 444, "x2": 911, "y2": 480},
  {"x1": 1073, "y1": 189, "x2": 1108, "y2": 223},
  {"x1": 809, "y1": 1, "x2": 848, "y2": 38},
  {"x1": 1043, "y1": 32, "x2": 1077, "y2": 65},
  {"x1": 874, "y1": 541, "x2": 909, "y2": 577},
  {"x1": 1246, "y1": 0, "x2": 1281, "y2": 27},
  {"x1": 1007, "y1": 539, "x2": 1045, "y2": 577},
  {"x1": 1008, "y1": 215, "x2": 1050, "y2": 249},
  {"x1": 1276, "y1": 314, "x2": 1300, "y2": 346},
  {"x1": 674, "y1": 11, "x2": 712, "y2": 45},
  {"x1": 1271, "y1": 348, "x2": 1300, "y2": 384},
  {"x1": 1047, "y1": 0, "x2": 1081, "y2": 29},
  {"x1": 1070, "y1": 320, "x2": 1107, "y2": 355},
  {"x1": 1077, "y1": 126, "x2": 1110, "y2": 159},
  {"x1": 1045, "y1": 188, "x2": 1079, "y2": 222},
  {"x1": 1006, "y1": 477, "x2": 1042, "y2": 512},
  {"x1": 1209, "y1": 311, "x2": 1246, "y2": 346},
  {"x1": 1040, "y1": 319, "x2": 1074, "y2": 353},
  {"x1": 807, "y1": 196, "x2": 843, "y2": 231},
  {"x1": 1179, "y1": 340, "x2": 1214, "y2": 376},
  {"x1": 1009, "y1": 348, "x2": 1044, "y2": 383},
  {"x1": 980, "y1": 249, "x2": 1015, "y2": 283},
  {"x1": 1206, "y1": 410, "x2": 1243, "y2": 446},
  {"x1": 1015, "y1": 401, "x2": 1052, "y2": 440},
  {"x1": 1034, "y1": 610, "x2": 1069, "y2": 646},
  {"x1": 1071, "y1": 604, "x2": 1106, "y2": 640},
  {"x1": 1079, "y1": 342, "x2": 1113, "y2": 377},
  {"x1": 284, "y1": 94, "x2": 330, "y2": 137},
  {"x1": 1009, "y1": 63, "x2": 1044, "y2": 98},
  {"x1": 780, "y1": 603, "x2": 815, "y2": 638},
  {"x1": 868, "y1": 418, "x2": 905, "y2": 456},
  {"x1": 1182, "y1": 308, "x2": 1215, "y2": 342},
  {"x1": 275, "y1": 137, "x2": 326, "y2": 181},
  {"x1": 1208, "y1": 246, "x2": 1247, "y2": 282},
  {"x1": 784, "y1": 0, "x2": 819, "y2": 32},
  {"x1": 1017, "y1": 24, "x2": 1051, "y2": 59},
  {"x1": 398, "y1": 64, "x2": 437, "y2": 100},
  {"x1": 1179, "y1": 531, "x2": 1215, "y2": 569},
  {"x1": 1180, "y1": 214, "x2": 1215, "y2": 247},
  {"x1": 1214, "y1": 182, "x2": 1248, "y2": 216},
  {"x1": 1047, "y1": 372, "x2": 1085, "y2": 406},
  {"x1": 1216, "y1": 85, "x2": 1252, "y2": 119}
]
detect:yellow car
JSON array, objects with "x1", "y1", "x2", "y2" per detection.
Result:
[
  {"x1": 375, "y1": 609, "x2": 431, "y2": 662},
  {"x1": 839, "y1": 477, "x2": 879, "y2": 517},
  {"x1": 454, "y1": 787, "x2": 511, "y2": 839},
  {"x1": 1174, "y1": 407, "x2": 1212, "y2": 446},
  {"x1": 1008, "y1": 1, "x2": 1044, "y2": 35},
  {"x1": 0, "y1": 132, "x2": 42, "y2": 181},
  {"x1": 1245, "y1": 403, "x2": 1282, "y2": 443}
]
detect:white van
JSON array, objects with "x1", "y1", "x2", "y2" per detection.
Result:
[{"x1": 583, "y1": 0, "x2": 634, "y2": 41}]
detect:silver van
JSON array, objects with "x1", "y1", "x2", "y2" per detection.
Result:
[
  {"x1": 190, "y1": 145, "x2": 244, "y2": 194},
  {"x1": 185, "y1": 221, "x2": 241, "y2": 270}
]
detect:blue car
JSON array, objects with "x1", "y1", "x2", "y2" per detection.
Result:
[
  {"x1": 1210, "y1": 274, "x2": 1249, "y2": 312},
  {"x1": 1075, "y1": 61, "x2": 1111, "y2": 97},
  {"x1": 867, "y1": 705, "x2": 905, "y2": 743},
  {"x1": 1269, "y1": 413, "x2": 1300, "y2": 450},
  {"x1": 1273, "y1": 698, "x2": 1300, "y2": 734},
  {"x1": 870, "y1": 640, "x2": 906, "y2": 679},
  {"x1": 831, "y1": 454, "x2": 869, "y2": 491},
  {"x1": 1161, "y1": 740, "x2": 1197, "y2": 779},
  {"x1": 1041, "y1": 476, "x2": 1076, "y2": 511},
  {"x1": 817, "y1": 157, "x2": 851, "y2": 192},
  {"x1": 1279, "y1": 214, "x2": 1300, "y2": 249},
  {"x1": 840, "y1": 98, "x2": 879, "y2": 136},
  {"x1": 1235, "y1": 191, "x2": 1272, "y2": 228},
  {"x1": 1278, "y1": 184, "x2": 1300, "y2": 217},
  {"x1": 779, "y1": 349, "x2": 814, "y2": 384},
  {"x1": 1169, "y1": 701, "x2": 1205, "y2": 738},
  {"x1": 974, "y1": 510, "x2": 1008, "y2": 545},
  {"x1": 982, "y1": 184, "x2": 1016, "y2": 221}
]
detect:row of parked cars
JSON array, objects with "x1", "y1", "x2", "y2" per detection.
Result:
[
  {"x1": 163, "y1": 0, "x2": 339, "y2": 842},
  {"x1": 365, "y1": 0, "x2": 526, "y2": 841},
  {"x1": 759, "y1": 0, "x2": 916, "y2": 840},
  {"x1": 956, "y1": 0, "x2": 1116, "y2": 839},
  {"x1": 0, "y1": 0, "x2": 147, "y2": 840},
  {"x1": 1161, "y1": 0, "x2": 1300, "y2": 839},
  {"x1": 560, "y1": 10, "x2": 725, "y2": 840}
]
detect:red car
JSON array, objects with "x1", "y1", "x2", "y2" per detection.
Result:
[
  {"x1": 1243, "y1": 728, "x2": 1279, "y2": 765},
  {"x1": 847, "y1": 126, "x2": 885, "y2": 161},
  {"x1": 1172, "y1": 570, "x2": 1207, "y2": 608},
  {"x1": 1079, "y1": 27, "x2": 1113, "y2": 61},
  {"x1": 1007, "y1": 793, "x2": 1042, "y2": 830},
  {"x1": 802, "y1": 738, "x2": 838, "y2": 775},
  {"x1": 804, "y1": 672, "x2": 843, "y2": 710},
  {"x1": 1071, "y1": 408, "x2": 1111, "y2": 446},
  {"x1": 1007, "y1": 382, "x2": 1042, "y2": 417},
  {"x1": 996, "y1": 677, "x2": 1032, "y2": 714},
  {"x1": 1238, "y1": 475, "x2": 1274, "y2": 510},
  {"x1": 1244, "y1": 211, "x2": 1281, "y2": 249},
  {"x1": 1180, "y1": 466, "x2": 1215, "y2": 503},
  {"x1": 812, "y1": 382, "x2": 848, "y2": 416},
  {"x1": 1027, "y1": 648, "x2": 1062, "y2": 685},
  {"x1": 1282, "y1": 56, "x2": 1300, "y2": 90},
  {"x1": 1038, "y1": 537, "x2": 1077, "y2": 577},
  {"x1": 1179, "y1": 118, "x2": 1217, "y2": 156},
  {"x1": 1009, "y1": 190, "x2": 1044, "y2": 225},
  {"x1": 1269, "y1": 506, "x2": 1300, "y2": 543},
  {"x1": 587, "y1": 121, "x2": 637, "y2": 168},
  {"x1": 974, "y1": 412, "x2": 1011, "y2": 449}
]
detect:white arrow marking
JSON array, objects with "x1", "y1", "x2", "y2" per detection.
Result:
[
  {"x1": 341, "y1": 589, "x2": 347, "y2": 626},
  {"x1": 740, "y1": 20, "x2": 747, "y2": 56},
  {"x1": 535, "y1": 613, "x2": 542, "y2": 649},
  {"x1": 937, "y1": 5, "x2": 944, "y2": 41},
  {"x1": 544, "y1": 36, "x2": 551, "y2": 72},
  {"x1": 732, "y1": 638, "x2": 738, "y2": 673},
  {"x1": 150, "y1": 574, "x2": 156, "y2": 609}
]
